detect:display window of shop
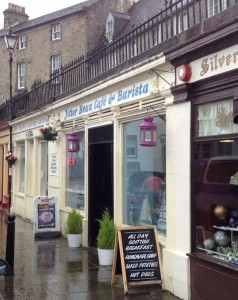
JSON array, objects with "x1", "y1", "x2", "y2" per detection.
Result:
[
  {"x1": 40, "y1": 141, "x2": 48, "y2": 196},
  {"x1": 194, "y1": 98, "x2": 238, "y2": 265},
  {"x1": 26, "y1": 141, "x2": 33, "y2": 195},
  {"x1": 18, "y1": 143, "x2": 25, "y2": 193},
  {"x1": 123, "y1": 116, "x2": 166, "y2": 235},
  {"x1": 65, "y1": 132, "x2": 85, "y2": 210}
]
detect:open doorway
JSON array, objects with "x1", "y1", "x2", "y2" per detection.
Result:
[{"x1": 88, "y1": 125, "x2": 113, "y2": 246}]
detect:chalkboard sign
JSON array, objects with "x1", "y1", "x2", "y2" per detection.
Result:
[{"x1": 111, "y1": 226, "x2": 164, "y2": 294}]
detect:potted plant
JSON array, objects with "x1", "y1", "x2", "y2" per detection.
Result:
[
  {"x1": 96, "y1": 208, "x2": 116, "y2": 265},
  {"x1": 65, "y1": 208, "x2": 83, "y2": 248}
]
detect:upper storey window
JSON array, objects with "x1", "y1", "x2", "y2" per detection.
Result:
[
  {"x1": 18, "y1": 35, "x2": 27, "y2": 49},
  {"x1": 52, "y1": 24, "x2": 61, "y2": 41},
  {"x1": 207, "y1": 0, "x2": 227, "y2": 17},
  {"x1": 106, "y1": 18, "x2": 114, "y2": 42}
]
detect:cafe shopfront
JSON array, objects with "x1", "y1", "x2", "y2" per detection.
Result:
[{"x1": 10, "y1": 52, "x2": 192, "y2": 299}]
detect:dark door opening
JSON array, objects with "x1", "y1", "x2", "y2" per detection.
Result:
[{"x1": 88, "y1": 125, "x2": 113, "y2": 246}]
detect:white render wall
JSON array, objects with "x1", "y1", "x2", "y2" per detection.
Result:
[{"x1": 163, "y1": 100, "x2": 191, "y2": 300}]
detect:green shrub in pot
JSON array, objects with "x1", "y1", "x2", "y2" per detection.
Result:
[
  {"x1": 65, "y1": 208, "x2": 82, "y2": 234},
  {"x1": 97, "y1": 208, "x2": 115, "y2": 249}
]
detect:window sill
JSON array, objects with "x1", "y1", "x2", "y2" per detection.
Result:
[{"x1": 187, "y1": 252, "x2": 238, "y2": 271}]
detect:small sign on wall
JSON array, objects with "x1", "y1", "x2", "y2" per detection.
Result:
[
  {"x1": 33, "y1": 196, "x2": 60, "y2": 238},
  {"x1": 49, "y1": 153, "x2": 58, "y2": 175}
]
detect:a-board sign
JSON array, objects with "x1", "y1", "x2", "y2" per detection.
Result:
[
  {"x1": 33, "y1": 196, "x2": 60, "y2": 238},
  {"x1": 111, "y1": 225, "x2": 164, "y2": 294}
]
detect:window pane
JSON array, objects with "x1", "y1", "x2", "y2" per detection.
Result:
[
  {"x1": 65, "y1": 132, "x2": 85, "y2": 209},
  {"x1": 195, "y1": 99, "x2": 238, "y2": 137},
  {"x1": 18, "y1": 63, "x2": 25, "y2": 89},
  {"x1": 52, "y1": 24, "x2": 61, "y2": 40},
  {"x1": 18, "y1": 35, "x2": 26, "y2": 49},
  {"x1": 40, "y1": 141, "x2": 48, "y2": 196},
  {"x1": 123, "y1": 116, "x2": 166, "y2": 235},
  {"x1": 194, "y1": 139, "x2": 238, "y2": 264},
  {"x1": 19, "y1": 144, "x2": 25, "y2": 192}
]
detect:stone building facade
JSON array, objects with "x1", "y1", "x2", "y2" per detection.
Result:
[{"x1": 0, "y1": 0, "x2": 135, "y2": 104}]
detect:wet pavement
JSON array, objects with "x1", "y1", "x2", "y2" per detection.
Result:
[{"x1": 0, "y1": 212, "x2": 181, "y2": 300}]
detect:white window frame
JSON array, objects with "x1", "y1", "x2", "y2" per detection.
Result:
[
  {"x1": 208, "y1": 0, "x2": 228, "y2": 17},
  {"x1": 18, "y1": 35, "x2": 27, "y2": 49},
  {"x1": 150, "y1": 24, "x2": 162, "y2": 46},
  {"x1": 52, "y1": 24, "x2": 61, "y2": 40},
  {"x1": 17, "y1": 62, "x2": 26, "y2": 89},
  {"x1": 51, "y1": 54, "x2": 61, "y2": 83},
  {"x1": 18, "y1": 143, "x2": 25, "y2": 193},
  {"x1": 130, "y1": 39, "x2": 138, "y2": 58},
  {"x1": 106, "y1": 19, "x2": 113, "y2": 42},
  {"x1": 173, "y1": 10, "x2": 188, "y2": 35},
  {"x1": 126, "y1": 135, "x2": 137, "y2": 158}
]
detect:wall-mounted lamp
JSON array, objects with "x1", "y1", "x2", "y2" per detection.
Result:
[
  {"x1": 67, "y1": 132, "x2": 79, "y2": 152},
  {"x1": 139, "y1": 116, "x2": 157, "y2": 147}
]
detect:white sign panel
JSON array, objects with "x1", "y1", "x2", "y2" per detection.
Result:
[
  {"x1": 61, "y1": 80, "x2": 150, "y2": 121},
  {"x1": 49, "y1": 153, "x2": 58, "y2": 176}
]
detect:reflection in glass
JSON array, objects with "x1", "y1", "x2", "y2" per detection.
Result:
[
  {"x1": 65, "y1": 132, "x2": 85, "y2": 209},
  {"x1": 194, "y1": 139, "x2": 238, "y2": 264},
  {"x1": 123, "y1": 116, "x2": 166, "y2": 235}
]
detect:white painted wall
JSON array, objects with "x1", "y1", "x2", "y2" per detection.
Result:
[{"x1": 163, "y1": 100, "x2": 191, "y2": 300}]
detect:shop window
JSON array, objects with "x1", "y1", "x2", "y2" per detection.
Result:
[
  {"x1": 65, "y1": 132, "x2": 85, "y2": 210},
  {"x1": 123, "y1": 116, "x2": 166, "y2": 235},
  {"x1": 195, "y1": 99, "x2": 238, "y2": 137},
  {"x1": 40, "y1": 141, "x2": 48, "y2": 196},
  {"x1": 26, "y1": 141, "x2": 33, "y2": 195},
  {"x1": 194, "y1": 139, "x2": 238, "y2": 264},
  {"x1": 19, "y1": 143, "x2": 25, "y2": 193},
  {"x1": 194, "y1": 100, "x2": 238, "y2": 265}
]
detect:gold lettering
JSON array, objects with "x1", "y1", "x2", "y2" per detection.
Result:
[
  {"x1": 218, "y1": 55, "x2": 225, "y2": 68},
  {"x1": 226, "y1": 54, "x2": 232, "y2": 65},
  {"x1": 200, "y1": 58, "x2": 209, "y2": 76},
  {"x1": 233, "y1": 51, "x2": 238, "y2": 63}
]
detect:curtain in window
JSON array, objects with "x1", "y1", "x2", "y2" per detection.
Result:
[{"x1": 197, "y1": 99, "x2": 238, "y2": 136}]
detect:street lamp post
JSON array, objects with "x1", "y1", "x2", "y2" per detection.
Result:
[{"x1": 4, "y1": 28, "x2": 18, "y2": 211}]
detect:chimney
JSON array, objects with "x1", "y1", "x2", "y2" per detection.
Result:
[{"x1": 3, "y1": 3, "x2": 29, "y2": 28}]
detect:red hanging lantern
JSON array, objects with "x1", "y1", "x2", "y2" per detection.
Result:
[
  {"x1": 67, "y1": 132, "x2": 79, "y2": 153},
  {"x1": 139, "y1": 116, "x2": 157, "y2": 147}
]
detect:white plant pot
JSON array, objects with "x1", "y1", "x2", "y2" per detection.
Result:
[
  {"x1": 97, "y1": 248, "x2": 114, "y2": 265},
  {"x1": 67, "y1": 234, "x2": 81, "y2": 248}
]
